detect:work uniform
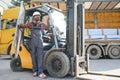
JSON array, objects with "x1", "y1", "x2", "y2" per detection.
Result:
[{"x1": 24, "y1": 22, "x2": 45, "y2": 75}]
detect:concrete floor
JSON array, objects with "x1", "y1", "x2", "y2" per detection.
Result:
[
  {"x1": 0, "y1": 55, "x2": 120, "y2": 80},
  {"x1": 79, "y1": 59, "x2": 120, "y2": 80},
  {"x1": 0, "y1": 56, "x2": 74, "y2": 80}
]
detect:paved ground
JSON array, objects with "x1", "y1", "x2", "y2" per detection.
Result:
[
  {"x1": 0, "y1": 56, "x2": 74, "y2": 80},
  {"x1": 79, "y1": 59, "x2": 120, "y2": 80},
  {"x1": 0, "y1": 55, "x2": 120, "y2": 80}
]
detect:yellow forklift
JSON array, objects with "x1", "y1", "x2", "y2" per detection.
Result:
[{"x1": 10, "y1": 0, "x2": 87, "y2": 78}]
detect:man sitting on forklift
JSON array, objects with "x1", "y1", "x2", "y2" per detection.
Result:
[{"x1": 19, "y1": 11, "x2": 49, "y2": 79}]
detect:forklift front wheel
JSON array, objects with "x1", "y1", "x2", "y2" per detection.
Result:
[
  {"x1": 45, "y1": 52, "x2": 70, "y2": 78},
  {"x1": 10, "y1": 57, "x2": 23, "y2": 71}
]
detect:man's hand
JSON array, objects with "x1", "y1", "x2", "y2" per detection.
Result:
[
  {"x1": 18, "y1": 23, "x2": 24, "y2": 28},
  {"x1": 26, "y1": 23, "x2": 32, "y2": 28}
]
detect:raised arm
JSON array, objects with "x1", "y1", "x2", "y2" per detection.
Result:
[{"x1": 18, "y1": 22, "x2": 32, "y2": 29}]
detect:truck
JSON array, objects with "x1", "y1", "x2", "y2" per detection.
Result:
[
  {"x1": 85, "y1": 28, "x2": 120, "y2": 59},
  {"x1": 0, "y1": 7, "x2": 19, "y2": 55},
  {"x1": 0, "y1": 5, "x2": 29, "y2": 55}
]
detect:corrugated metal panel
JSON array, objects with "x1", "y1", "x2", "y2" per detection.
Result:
[
  {"x1": 90, "y1": 2, "x2": 101, "y2": 10},
  {"x1": 30, "y1": 1, "x2": 120, "y2": 12},
  {"x1": 86, "y1": 1, "x2": 120, "y2": 12},
  {"x1": 105, "y1": 1, "x2": 119, "y2": 9},
  {"x1": 114, "y1": 2, "x2": 120, "y2": 9},
  {"x1": 98, "y1": 2, "x2": 110, "y2": 9}
]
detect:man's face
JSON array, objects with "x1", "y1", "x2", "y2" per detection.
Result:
[{"x1": 33, "y1": 15, "x2": 40, "y2": 22}]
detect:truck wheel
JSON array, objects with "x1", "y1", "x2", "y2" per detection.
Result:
[
  {"x1": 108, "y1": 45, "x2": 120, "y2": 59},
  {"x1": 87, "y1": 45, "x2": 102, "y2": 59},
  {"x1": 45, "y1": 52, "x2": 70, "y2": 78},
  {"x1": 10, "y1": 57, "x2": 23, "y2": 71}
]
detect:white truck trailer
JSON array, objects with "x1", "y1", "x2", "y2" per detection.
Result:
[{"x1": 85, "y1": 28, "x2": 120, "y2": 59}]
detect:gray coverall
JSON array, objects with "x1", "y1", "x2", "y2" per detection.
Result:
[{"x1": 28, "y1": 22, "x2": 45, "y2": 75}]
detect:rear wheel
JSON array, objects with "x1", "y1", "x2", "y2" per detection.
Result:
[
  {"x1": 87, "y1": 45, "x2": 102, "y2": 59},
  {"x1": 10, "y1": 57, "x2": 23, "y2": 71},
  {"x1": 108, "y1": 45, "x2": 120, "y2": 59},
  {"x1": 45, "y1": 51, "x2": 70, "y2": 78}
]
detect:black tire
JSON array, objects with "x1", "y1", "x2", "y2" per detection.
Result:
[
  {"x1": 10, "y1": 57, "x2": 23, "y2": 71},
  {"x1": 7, "y1": 44, "x2": 12, "y2": 55},
  {"x1": 108, "y1": 45, "x2": 120, "y2": 59},
  {"x1": 45, "y1": 51, "x2": 70, "y2": 78},
  {"x1": 87, "y1": 45, "x2": 102, "y2": 59}
]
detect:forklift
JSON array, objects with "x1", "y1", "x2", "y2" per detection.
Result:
[{"x1": 10, "y1": 0, "x2": 87, "y2": 78}]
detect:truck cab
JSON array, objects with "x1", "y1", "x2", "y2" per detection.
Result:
[{"x1": 0, "y1": 7, "x2": 19, "y2": 55}]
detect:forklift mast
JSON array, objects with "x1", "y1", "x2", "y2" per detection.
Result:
[
  {"x1": 66, "y1": 0, "x2": 85, "y2": 57},
  {"x1": 66, "y1": 0, "x2": 86, "y2": 76}
]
